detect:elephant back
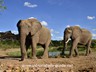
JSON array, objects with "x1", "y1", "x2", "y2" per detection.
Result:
[{"x1": 81, "y1": 28, "x2": 92, "y2": 37}]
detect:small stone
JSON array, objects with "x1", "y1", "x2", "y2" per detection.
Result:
[
  {"x1": 7, "y1": 65, "x2": 13, "y2": 69},
  {"x1": 4, "y1": 70, "x2": 12, "y2": 72}
]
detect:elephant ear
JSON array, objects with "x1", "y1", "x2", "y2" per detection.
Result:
[
  {"x1": 17, "y1": 20, "x2": 22, "y2": 36},
  {"x1": 71, "y1": 26, "x2": 82, "y2": 37},
  {"x1": 17, "y1": 20, "x2": 22, "y2": 28},
  {"x1": 67, "y1": 27, "x2": 72, "y2": 33},
  {"x1": 28, "y1": 19, "x2": 42, "y2": 35}
]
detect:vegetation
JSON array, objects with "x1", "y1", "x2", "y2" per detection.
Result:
[
  {"x1": 6, "y1": 51, "x2": 21, "y2": 57},
  {"x1": 3, "y1": 39, "x2": 96, "y2": 58},
  {"x1": 0, "y1": 40, "x2": 19, "y2": 49},
  {"x1": 0, "y1": 39, "x2": 96, "y2": 49},
  {"x1": 7, "y1": 49, "x2": 44, "y2": 58}
]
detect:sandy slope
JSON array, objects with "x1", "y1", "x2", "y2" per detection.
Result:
[{"x1": 0, "y1": 49, "x2": 96, "y2": 72}]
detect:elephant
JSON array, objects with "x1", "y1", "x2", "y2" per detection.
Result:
[
  {"x1": 17, "y1": 18, "x2": 51, "y2": 61},
  {"x1": 62, "y1": 26, "x2": 92, "y2": 57}
]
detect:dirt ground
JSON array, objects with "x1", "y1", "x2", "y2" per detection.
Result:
[{"x1": 0, "y1": 49, "x2": 96, "y2": 72}]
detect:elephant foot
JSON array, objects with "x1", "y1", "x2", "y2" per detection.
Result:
[
  {"x1": 41, "y1": 55, "x2": 48, "y2": 59},
  {"x1": 19, "y1": 58, "x2": 25, "y2": 61},
  {"x1": 74, "y1": 54, "x2": 79, "y2": 57},
  {"x1": 19, "y1": 55, "x2": 27, "y2": 61},
  {"x1": 19, "y1": 58, "x2": 26, "y2": 61},
  {"x1": 76, "y1": 55, "x2": 79, "y2": 57},
  {"x1": 63, "y1": 55, "x2": 66, "y2": 58},
  {"x1": 32, "y1": 56, "x2": 37, "y2": 59},
  {"x1": 85, "y1": 54, "x2": 89, "y2": 56},
  {"x1": 19, "y1": 56, "x2": 27, "y2": 61},
  {"x1": 89, "y1": 50, "x2": 92, "y2": 54},
  {"x1": 74, "y1": 55, "x2": 79, "y2": 58},
  {"x1": 85, "y1": 52, "x2": 90, "y2": 56},
  {"x1": 68, "y1": 55, "x2": 73, "y2": 58}
]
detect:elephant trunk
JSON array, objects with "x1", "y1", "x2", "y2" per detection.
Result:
[
  {"x1": 64, "y1": 38, "x2": 70, "y2": 50},
  {"x1": 64, "y1": 42, "x2": 68, "y2": 49},
  {"x1": 62, "y1": 36, "x2": 70, "y2": 55},
  {"x1": 20, "y1": 31, "x2": 27, "y2": 60}
]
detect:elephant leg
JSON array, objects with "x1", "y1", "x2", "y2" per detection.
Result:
[
  {"x1": 86, "y1": 47, "x2": 89, "y2": 56},
  {"x1": 89, "y1": 48, "x2": 92, "y2": 54},
  {"x1": 74, "y1": 47, "x2": 79, "y2": 57},
  {"x1": 62, "y1": 47, "x2": 66, "y2": 58},
  {"x1": 89, "y1": 40, "x2": 92, "y2": 54},
  {"x1": 86, "y1": 40, "x2": 91, "y2": 56},
  {"x1": 20, "y1": 35, "x2": 27, "y2": 61},
  {"x1": 20, "y1": 47, "x2": 27, "y2": 61},
  {"x1": 69, "y1": 38, "x2": 79, "y2": 57},
  {"x1": 31, "y1": 41, "x2": 37, "y2": 59},
  {"x1": 69, "y1": 47, "x2": 74, "y2": 57},
  {"x1": 42, "y1": 44, "x2": 48, "y2": 59},
  {"x1": 42, "y1": 41, "x2": 50, "y2": 59}
]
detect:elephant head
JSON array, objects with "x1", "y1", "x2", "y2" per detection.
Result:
[
  {"x1": 63, "y1": 27, "x2": 72, "y2": 49},
  {"x1": 17, "y1": 19, "x2": 42, "y2": 60},
  {"x1": 17, "y1": 19, "x2": 42, "y2": 36}
]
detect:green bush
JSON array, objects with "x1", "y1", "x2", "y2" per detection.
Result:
[
  {"x1": 0, "y1": 40, "x2": 19, "y2": 49},
  {"x1": 7, "y1": 49, "x2": 44, "y2": 58},
  {"x1": 6, "y1": 51, "x2": 21, "y2": 57},
  {"x1": 91, "y1": 39, "x2": 96, "y2": 48}
]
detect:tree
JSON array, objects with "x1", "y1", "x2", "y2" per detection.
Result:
[{"x1": 0, "y1": 0, "x2": 6, "y2": 11}]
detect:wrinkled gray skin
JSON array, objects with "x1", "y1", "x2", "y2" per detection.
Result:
[
  {"x1": 62, "y1": 26, "x2": 92, "y2": 57},
  {"x1": 17, "y1": 19, "x2": 51, "y2": 61}
]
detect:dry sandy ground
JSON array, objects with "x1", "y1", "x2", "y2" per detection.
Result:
[{"x1": 0, "y1": 49, "x2": 96, "y2": 72}]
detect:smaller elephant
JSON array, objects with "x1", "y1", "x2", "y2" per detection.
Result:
[
  {"x1": 62, "y1": 26, "x2": 92, "y2": 57},
  {"x1": 17, "y1": 18, "x2": 51, "y2": 61}
]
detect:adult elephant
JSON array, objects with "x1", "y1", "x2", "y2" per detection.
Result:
[
  {"x1": 17, "y1": 18, "x2": 51, "y2": 61},
  {"x1": 62, "y1": 26, "x2": 92, "y2": 57}
]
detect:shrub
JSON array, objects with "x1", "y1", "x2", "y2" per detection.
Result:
[{"x1": 0, "y1": 40, "x2": 19, "y2": 49}]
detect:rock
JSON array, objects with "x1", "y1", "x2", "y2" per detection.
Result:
[
  {"x1": 4, "y1": 70, "x2": 12, "y2": 72},
  {"x1": 12, "y1": 66, "x2": 20, "y2": 72},
  {"x1": 7, "y1": 65, "x2": 13, "y2": 69}
]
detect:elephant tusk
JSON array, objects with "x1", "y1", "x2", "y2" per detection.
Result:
[{"x1": 65, "y1": 38, "x2": 70, "y2": 44}]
